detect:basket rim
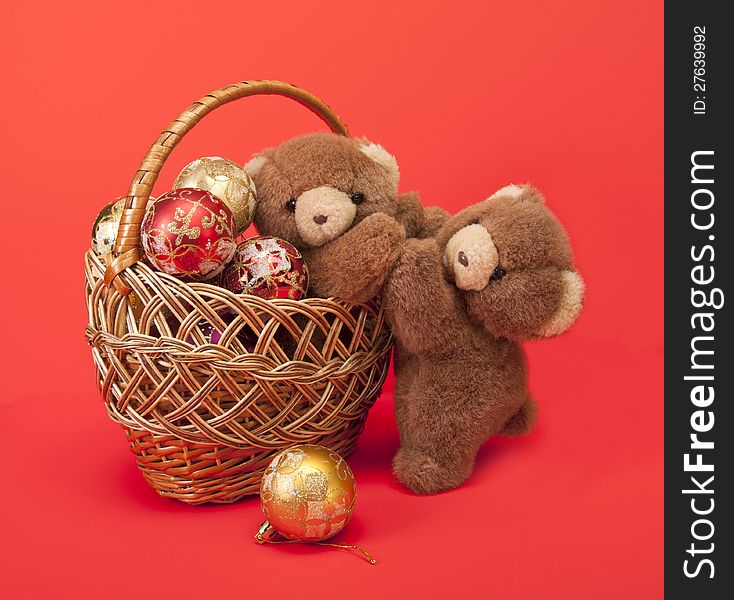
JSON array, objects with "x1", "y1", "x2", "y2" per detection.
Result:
[{"x1": 85, "y1": 249, "x2": 393, "y2": 373}]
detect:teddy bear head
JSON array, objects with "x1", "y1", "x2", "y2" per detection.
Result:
[
  {"x1": 436, "y1": 184, "x2": 584, "y2": 340},
  {"x1": 245, "y1": 132, "x2": 401, "y2": 248}
]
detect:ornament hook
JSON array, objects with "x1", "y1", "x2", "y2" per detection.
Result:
[{"x1": 254, "y1": 521, "x2": 376, "y2": 565}]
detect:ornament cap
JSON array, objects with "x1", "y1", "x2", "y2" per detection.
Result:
[
  {"x1": 255, "y1": 521, "x2": 276, "y2": 544},
  {"x1": 254, "y1": 520, "x2": 377, "y2": 565}
]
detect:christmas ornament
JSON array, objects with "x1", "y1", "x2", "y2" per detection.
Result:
[
  {"x1": 260, "y1": 444, "x2": 356, "y2": 541},
  {"x1": 153, "y1": 305, "x2": 257, "y2": 351},
  {"x1": 190, "y1": 321, "x2": 223, "y2": 345},
  {"x1": 91, "y1": 197, "x2": 125, "y2": 255},
  {"x1": 174, "y1": 156, "x2": 256, "y2": 234},
  {"x1": 220, "y1": 236, "x2": 308, "y2": 300},
  {"x1": 182, "y1": 310, "x2": 257, "y2": 351},
  {"x1": 92, "y1": 196, "x2": 156, "y2": 256},
  {"x1": 257, "y1": 444, "x2": 375, "y2": 563},
  {"x1": 141, "y1": 188, "x2": 237, "y2": 280}
]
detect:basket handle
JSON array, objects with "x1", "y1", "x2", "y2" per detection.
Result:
[{"x1": 104, "y1": 80, "x2": 350, "y2": 291}]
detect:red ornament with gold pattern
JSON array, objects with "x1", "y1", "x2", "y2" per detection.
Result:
[
  {"x1": 220, "y1": 236, "x2": 309, "y2": 300},
  {"x1": 141, "y1": 188, "x2": 237, "y2": 280}
]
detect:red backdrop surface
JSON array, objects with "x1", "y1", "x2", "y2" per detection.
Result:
[{"x1": 0, "y1": 1, "x2": 663, "y2": 598}]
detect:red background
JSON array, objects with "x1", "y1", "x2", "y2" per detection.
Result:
[{"x1": 0, "y1": 1, "x2": 663, "y2": 598}]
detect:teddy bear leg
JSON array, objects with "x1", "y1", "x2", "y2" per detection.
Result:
[
  {"x1": 501, "y1": 397, "x2": 538, "y2": 437},
  {"x1": 393, "y1": 445, "x2": 477, "y2": 495},
  {"x1": 392, "y1": 398, "x2": 479, "y2": 495}
]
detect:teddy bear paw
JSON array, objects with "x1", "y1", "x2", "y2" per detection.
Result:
[
  {"x1": 359, "y1": 212, "x2": 406, "y2": 243},
  {"x1": 501, "y1": 399, "x2": 538, "y2": 437},
  {"x1": 393, "y1": 448, "x2": 468, "y2": 495},
  {"x1": 535, "y1": 270, "x2": 585, "y2": 337}
]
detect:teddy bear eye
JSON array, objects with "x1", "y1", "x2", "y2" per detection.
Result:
[
  {"x1": 350, "y1": 192, "x2": 365, "y2": 205},
  {"x1": 285, "y1": 197, "x2": 297, "y2": 212},
  {"x1": 490, "y1": 266, "x2": 506, "y2": 281}
]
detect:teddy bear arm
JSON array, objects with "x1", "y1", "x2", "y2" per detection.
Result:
[
  {"x1": 471, "y1": 267, "x2": 584, "y2": 340},
  {"x1": 301, "y1": 248, "x2": 362, "y2": 299},
  {"x1": 395, "y1": 192, "x2": 451, "y2": 240},
  {"x1": 394, "y1": 192, "x2": 425, "y2": 239},
  {"x1": 418, "y1": 206, "x2": 451, "y2": 238},
  {"x1": 384, "y1": 238, "x2": 466, "y2": 353},
  {"x1": 303, "y1": 213, "x2": 406, "y2": 303}
]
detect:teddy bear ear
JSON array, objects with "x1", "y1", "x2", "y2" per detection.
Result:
[
  {"x1": 357, "y1": 140, "x2": 400, "y2": 189},
  {"x1": 489, "y1": 183, "x2": 545, "y2": 204},
  {"x1": 243, "y1": 155, "x2": 269, "y2": 179},
  {"x1": 489, "y1": 184, "x2": 524, "y2": 199}
]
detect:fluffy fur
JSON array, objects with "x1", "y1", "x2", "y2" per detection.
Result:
[
  {"x1": 247, "y1": 133, "x2": 583, "y2": 496},
  {"x1": 247, "y1": 132, "x2": 448, "y2": 302},
  {"x1": 436, "y1": 185, "x2": 584, "y2": 340},
  {"x1": 384, "y1": 185, "x2": 584, "y2": 494}
]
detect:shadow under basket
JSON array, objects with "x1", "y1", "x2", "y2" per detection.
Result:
[{"x1": 84, "y1": 81, "x2": 393, "y2": 504}]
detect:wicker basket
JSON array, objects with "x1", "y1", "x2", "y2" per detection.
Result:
[{"x1": 84, "y1": 81, "x2": 393, "y2": 504}]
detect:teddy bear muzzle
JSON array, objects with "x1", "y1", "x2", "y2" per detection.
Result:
[
  {"x1": 294, "y1": 185, "x2": 358, "y2": 247},
  {"x1": 443, "y1": 223, "x2": 499, "y2": 291},
  {"x1": 535, "y1": 270, "x2": 585, "y2": 337}
]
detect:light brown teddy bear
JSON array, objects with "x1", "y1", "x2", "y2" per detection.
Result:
[
  {"x1": 245, "y1": 132, "x2": 447, "y2": 303},
  {"x1": 384, "y1": 184, "x2": 584, "y2": 494}
]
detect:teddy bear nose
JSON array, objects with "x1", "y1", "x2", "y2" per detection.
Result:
[
  {"x1": 313, "y1": 214, "x2": 328, "y2": 225},
  {"x1": 458, "y1": 251, "x2": 469, "y2": 267}
]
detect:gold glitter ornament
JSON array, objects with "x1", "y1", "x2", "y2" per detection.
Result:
[
  {"x1": 91, "y1": 197, "x2": 125, "y2": 255},
  {"x1": 92, "y1": 196, "x2": 156, "y2": 256},
  {"x1": 260, "y1": 444, "x2": 356, "y2": 542},
  {"x1": 173, "y1": 156, "x2": 256, "y2": 234},
  {"x1": 257, "y1": 445, "x2": 375, "y2": 564}
]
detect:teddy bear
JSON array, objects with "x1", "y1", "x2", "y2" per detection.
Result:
[
  {"x1": 244, "y1": 132, "x2": 448, "y2": 303},
  {"x1": 244, "y1": 134, "x2": 583, "y2": 496},
  {"x1": 383, "y1": 184, "x2": 584, "y2": 494}
]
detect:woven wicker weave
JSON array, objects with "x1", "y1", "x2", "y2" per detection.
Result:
[{"x1": 84, "y1": 81, "x2": 393, "y2": 504}]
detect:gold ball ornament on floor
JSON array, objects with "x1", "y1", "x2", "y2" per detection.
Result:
[
  {"x1": 174, "y1": 156, "x2": 256, "y2": 234},
  {"x1": 260, "y1": 444, "x2": 356, "y2": 542},
  {"x1": 257, "y1": 445, "x2": 375, "y2": 564}
]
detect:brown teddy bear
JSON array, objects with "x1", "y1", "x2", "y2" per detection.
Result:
[
  {"x1": 245, "y1": 132, "x2": 447, "y2": 303},
  {"x1": 383, "y1": 184, "x2": 584, "y2": 494},
  {"x1": 245, "y1": 135, "x2": 583, "y2": 496}
]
